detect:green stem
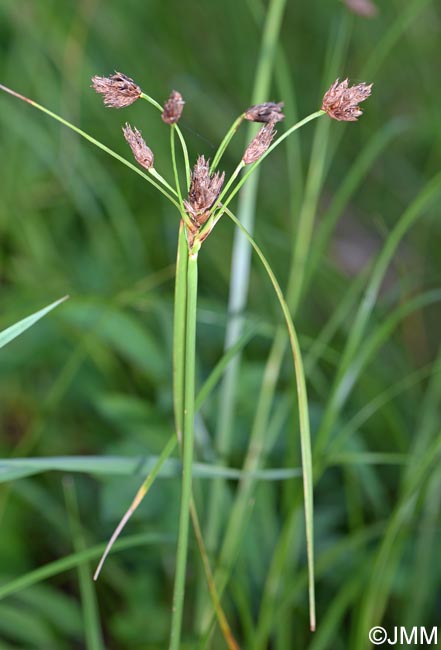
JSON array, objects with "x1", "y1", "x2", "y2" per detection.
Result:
[
  {"x1": 173, "y1": 223, "x2": 188, "y2": 439},
  {"x1": 169, "y1": 247, "x2": 199, "y2": 650},
  {"x1": 170, "y1": 127, "x2": 183, "y2": 207},
  {"x1": 215, "y1": 112, "x2": 325, "y2": 224},
  {"x1": 200, "y1": 1, "x2": 290, "y2": 551},
  {"x1": 198, "y1": 112, "x2": 324, "y2": 243},
  {"x1": 140, "y1": 92, "x2": 191, "y2": 188},
  {"x1": 211, "y1": 114, "x2": 245, "y2": 172},
  {"x1": 0, "y1": 83, "x2": 180, "y2": 209}
]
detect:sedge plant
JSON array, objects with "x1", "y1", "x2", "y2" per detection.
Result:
[{"x1": 0, "y1": 72, "x2": 372, "y2": 647}]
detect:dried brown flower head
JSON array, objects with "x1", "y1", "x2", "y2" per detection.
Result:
[
  {"x1": 162, "y1": 90, "x2": 185, "y2": 125},
  {"x1": 343, "y1": 0, "x2": 378, "y2": 18},
  {"x1": 321, "y1": 78, "x2": 373, "y2": 121},
  {"x1": 91, "y1": 72, "x2": 141, "y2": 108},
  {"x1": 122, "y1": 123, "x2": 154, "y2": 170},
  {"x1": 245, "y1": 102, "x2": 285, "y2": 124},
  {"x1": 243, "y1": 122, "x2": 277, "y2": 165},
  {"x1": 184, "y1": 156, "x2": 225, "y2": 227}
]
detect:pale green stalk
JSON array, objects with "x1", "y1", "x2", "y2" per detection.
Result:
[
  {"x1": 170, "y1": 127, "x2": 183, "y2": 206},
  {"x1": 200, "y1": 2, "x2": 289, "y2": 608},
  {"x1": 169, "y1": 247, "x2": 199, "y2": 650},
  {"x1": 173, "y1": 223, "x2": 189, "y2": 439},
  {"x1": 249, "y1": 22, "x2": 351, "y2": 643}
]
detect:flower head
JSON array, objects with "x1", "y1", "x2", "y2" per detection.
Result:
[
  {"x1": 184, "y1": 156, "x2": 225, "y2": 227},
  {"x1": 91, "y1": 72, "x2": 141, "y2": 108},
  {"x1": 162, "y1": 90, "x2": 185, "y2": 125},
  {"x1": 245, "y1": 101, "x2": 285, "y2": 124},
  {"x1": 243, "y1": 122, "x2": 277, "y2": 165},
  {"x1": 321, "y1": 78, "x2": 373, "y2": 121},
  {"x1": 343, "y1": 0, "x2": 378, "y2": 18},
  {"x1": 122, "y1": 123, "x2": 154, "y2": 170}
]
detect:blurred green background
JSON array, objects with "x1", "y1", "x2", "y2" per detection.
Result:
[{"x1": 1, "y1": 0, "x2": 440, "y2": 648}]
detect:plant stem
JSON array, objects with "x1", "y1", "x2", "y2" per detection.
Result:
[
  {"x1": 0, "y1": 83, "x2": 180, "y2": 208},
  {"x1": 200, "y1": 1, "x2": 290, "y2": 592},
  {"x1": 169, "y1": 246, "x2": 199, "y2": 650},
  {"x1": 140, "y1": 92, "x2": 191, "y2": 188},
  {"x1": 173, "y1": 223, "x2": 188, "y2": 439},
  {"x1": 211, "y1": 114, "x2": 245, "y2": 172}
]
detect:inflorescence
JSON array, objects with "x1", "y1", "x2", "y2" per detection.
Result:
[{"x1": 92, "y1": 72, "x2": 372, "y2": 247}]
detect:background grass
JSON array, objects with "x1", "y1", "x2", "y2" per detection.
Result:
[{"x1": 1, "y1": 0, "x2": 440, "y2": 648}]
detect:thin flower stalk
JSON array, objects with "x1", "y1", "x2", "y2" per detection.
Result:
[
  {"x1": 140, "y1": 92, "x2": 191, "y2": 188},
  {"x1": 172, "y1": 223, "x2": 239, "y2": 650},
  {"x1": 198, "y1": 110, "x2": 324, "y2": 244},
  {"x1": 0, "y1": 83, "x2": 180, "y2": 209},
  {"x1": 210, "y1": 113, "x2": 246, "y2": 172},
  {"x1": 206, "y1": 111, "x2": 325, "y2": 233}
]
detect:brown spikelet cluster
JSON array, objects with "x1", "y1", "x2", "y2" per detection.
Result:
[
  {"x1": 162, "y1": 90, "x2": 185, "y2": 125},
  {"x1": 245, "y1": 101, "x2": 285, "y2": 124},
  {"x1": 122, "y1": 123, "x2": 154, "y2": 170},
  {"x1": 343, "y1": 0, "x2": 378, "y2": 17},
  {"x1": 243, "y1": 122, "x2": 277, "y2": 165},
  {"x1": 184, "y1": 156, "x2": 225, "y2": 235},
  {"x1": 321, "y1": 78, "x2": 373, "y2": 122},
  {"x1": 91, "y1": 72, "x2": 141, "y2": 108}
]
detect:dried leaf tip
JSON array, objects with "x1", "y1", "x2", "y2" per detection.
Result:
[
  {"x1": 122, "y1": 123, "x2": 154, "y2": 170},
  {"x1": 343, "y1": 0, "x2": 378, "y2": 18},
  {"x1": 184, "y1": 156, "x2": 225, "y2": 227},
  {"x1": 91, "y1": 72, "x2": 141, "y2": 108},
  {"x1": 322, "y1": 78, "x2": 373, "y2": 122},
  {"x1": 245, "y1": 102, "x2": 285, "y2": 124},
  {"x1": 162, "y1": 90, "x2": 185, "y2": 125},
  {"x1": 243, "y1": 122, "x2": 277, "y2": 165}
]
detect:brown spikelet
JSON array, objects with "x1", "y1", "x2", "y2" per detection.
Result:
[
  {"x1": 245, "y1": 101, "x2": 285, "y2": 124},
  {"x1": 343, "y1": 0, "x2": 378, "y2": 18},
  {"x1": 91, "y1": 72, "x2": 141, "y2": 108},
  {"x1": 122, "y1": 123, "x2": 154, "y2": 170},
  {"x1": 321, "y1": 78, "x2": 373, "y2": 121},
  {"x1": 243, "y1": 122, "x2": 277, "y2": 165},
  {"x1": 162, "y1": 90, "x2": 185, "y2": 125},
  {"x1": 184, "y1": 156, "x2": 225, "y2": 228}
]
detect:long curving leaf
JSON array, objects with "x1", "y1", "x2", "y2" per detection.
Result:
[{"x1": 223, "y1": 206, "x2": 316, "y2": 631}]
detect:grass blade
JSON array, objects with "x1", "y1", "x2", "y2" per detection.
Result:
[{"x1": 0, "y1": 296, "x2": 68, "y2": 349}]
